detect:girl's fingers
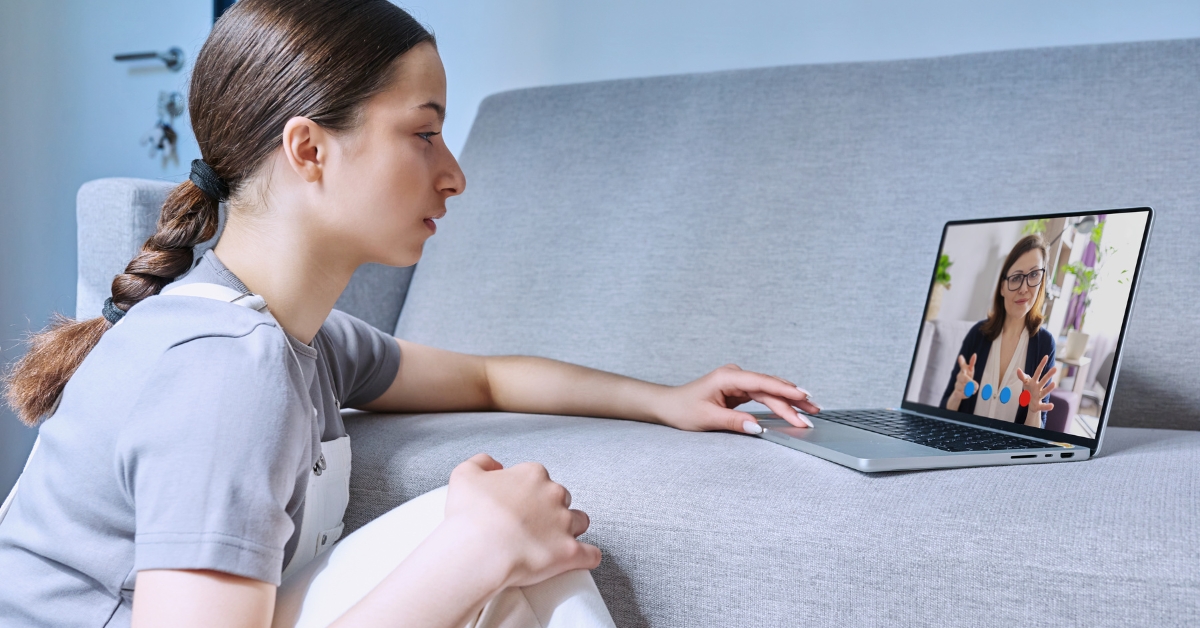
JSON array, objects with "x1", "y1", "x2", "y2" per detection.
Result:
[
  {"x1": 568, "y1": 541, "x2": 603, "y2": 571},
  {"x1": 458, "y1": 453, "x2": 503, "y2": 474},
  {"x1": 725, "y1": 369, "x2": 811, "y2": 403},
  {"x1": 568, "y1": 509, "x2": 590, "y2": 537},
  {"x1": 796, "y1": 398, "x2": 821, "y2": 413},
  {"x1": 751, "y1": 392, "x2": 814, "y2": 428},
  {"x1": 766, "y1": 373, "x2": 798, "y2": 388},
  {"x1": 712, "y1": 406, "x2": 761, "y2": 434},
  {"x1": 958, "y1": 354, "x2": 968, "y2": 370},
  {"x1": 969, "y1": 353, "x2": 977, "y2": 370}
]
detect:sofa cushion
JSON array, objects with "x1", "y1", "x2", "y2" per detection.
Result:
[
  {"x1": 396, "y1": 39, "x2": 1200, "y2": 431},
  {"x1": 344, "y1": 413, "x2": 1199, "y2": 627}
]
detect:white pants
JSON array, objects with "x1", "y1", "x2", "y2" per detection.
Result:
[{"x1": 272, "y1": 486, "x2": 616, "y2": 628}]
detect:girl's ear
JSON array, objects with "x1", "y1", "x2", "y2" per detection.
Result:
[{"x1": 281, "y1": 116, "x2": 327, "y2": 183}]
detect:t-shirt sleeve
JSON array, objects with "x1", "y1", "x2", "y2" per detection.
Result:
[
  {"x1": 118, "y1": 326, "x2": 312, "y2": 585},
  {"x1": 316, "y1": 309, "x2": 401, "y2": 408}
]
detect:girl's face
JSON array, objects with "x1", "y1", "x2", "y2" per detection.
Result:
[
  {"x1": 1001, "y1": 249, "x2": 1045, "y2": 322},
  {"x1": 321, "y1": 42, "x2": 465, "y2": 267}
]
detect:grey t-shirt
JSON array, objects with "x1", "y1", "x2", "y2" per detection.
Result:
[{"x1": 0, "y1": 250, "x2": 400, "y2": 627}]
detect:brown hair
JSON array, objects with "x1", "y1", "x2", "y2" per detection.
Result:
[
  {"x1": 3, "y1": 0, "x2": 433, "y2": 425},
  {"x1": 980, "y1": 234, "x2": 1049, "y2": 341}
]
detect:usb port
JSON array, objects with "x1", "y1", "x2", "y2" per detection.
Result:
[
  {"x1": 1011, "y1": 454, "x2": 1036, "y2": 459},
  {"x1": 1060, "y1": 452, "x2": 1074, "y2": 459}
]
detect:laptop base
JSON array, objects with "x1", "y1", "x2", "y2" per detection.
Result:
[{"x1": 754, "y1": 415, "x2": 1090, "y2": 473}]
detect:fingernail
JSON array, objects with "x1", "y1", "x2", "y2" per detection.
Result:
[
  {"x1": 807, "y1": 399, "x2": 823, "y2": 411},
  {"x1": 742, "y1": 420, "x2": 763, "y2": 435},
  {"x1": 798, "y1": 412, "x2": 815, "y2": 428},
  {"x1": 795, "y1": 386, "x2": 810, "y2": 398}
]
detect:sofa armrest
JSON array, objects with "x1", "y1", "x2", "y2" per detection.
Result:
[{"x1": 75, "y1": 178, "x2": 175, "y2": 319}]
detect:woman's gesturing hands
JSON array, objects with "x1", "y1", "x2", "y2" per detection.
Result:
[
  {"x1": 1017, "y1": 355, "x2": 1057, "y2": 425},
  {"x1": 946, "y1": 353, "x2": 977, "y2": 411},
  {"x1": 654, "y1": 364, "x2": 819, "y2": 434},
  {"x1": 444, "y1": 454, "x2": 601, "y2": 591}
]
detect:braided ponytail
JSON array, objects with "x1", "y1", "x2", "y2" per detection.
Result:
[
  {"x1": 112, "y1": 181, "x2": 220, "y2": 312},
  {"x1": 3, "y1": 0, "x2": 433, "y2": 425},
  {"x1": 3, "y1": 180, "x2": 219, "y2": 425}
]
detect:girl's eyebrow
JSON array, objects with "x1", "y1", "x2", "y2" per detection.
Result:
[{"x1": 415, "y1": 101, "x2": 445, "y2": 121}]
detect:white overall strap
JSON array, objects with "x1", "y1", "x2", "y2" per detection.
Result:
[
  {"x1": 0, "y1": 436, "x2": 41, "y2": 526},
  {"x1": 281, "y1": 435, "x2": 352, "y2": 581},
  {"x1": 161, "y1": 282, "x2": 301, "y2": 376},
  {"x1": 161, "y1": 282, "x2": 269, "y2": 313}
]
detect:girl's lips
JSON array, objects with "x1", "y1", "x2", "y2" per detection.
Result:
[{"x1": 424, "y1": 218, "x2": 436, "y2": 233}]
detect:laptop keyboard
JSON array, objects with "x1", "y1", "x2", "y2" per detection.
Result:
[{"x1": 812, "y1": 410, "x2": 1051, "y2": 452}]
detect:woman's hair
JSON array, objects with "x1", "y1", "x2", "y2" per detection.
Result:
[
  {"x1": 3, "y1": 0, "x2": 433, "y2": 425},
  {"x1": 980, "y1": 234, "x2": 1049, "y2": 341}
]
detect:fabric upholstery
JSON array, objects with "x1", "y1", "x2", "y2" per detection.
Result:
[
  {"x1": 75, "y1": 179, "x2": 412, "y2": 332},
  {"x1": 397, "y1": 39, "x2": 1200, "y2": 431},
  {"x1": 344, "y1": 412, "x2": 1200, "y2": 627},
  {"x1": 76, "y1": 178, "x2": 174, "y2": 319}
]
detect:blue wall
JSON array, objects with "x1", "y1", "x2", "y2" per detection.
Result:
[
  {"x1": 408, "y1": 0, "x2": 1200, "y2": 155},
  {"x1": 2, "y1": 0, "x2": 1199, "y2": 495}
]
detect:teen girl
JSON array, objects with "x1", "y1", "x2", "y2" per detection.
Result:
[{"x1": 0, "y1": 1, "x2": 818, "y2": 626}]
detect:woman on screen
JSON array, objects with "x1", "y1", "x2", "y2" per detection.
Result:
[{"x1": 941, "y1": 235, "x2": 1058, "y2": 428}]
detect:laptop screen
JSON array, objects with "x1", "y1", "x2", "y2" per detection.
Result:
[{"x1": 901, "y1": 208, "x2": 1153, "y2": 450}]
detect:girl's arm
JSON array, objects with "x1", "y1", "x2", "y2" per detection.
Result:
[
  {"x1": 132, "y1": 533, "x2": 500, "y2": 628},
  {"x1": 132, "y1": 570, "x2": 274, "y2": 628},
  {"x1": 133, "y1": 454, "x2": 595, "y2": 628},
  {"x1": 360, "y1": 339, "x2": 819, "y2": 432}
]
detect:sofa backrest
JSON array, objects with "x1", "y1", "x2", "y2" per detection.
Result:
[
  {"x1": 75, "y1": 178, "x2": 414, "y2": 334},
  {"x1": 396, "y1": 39, "x2": 1200, "y2": 431}
]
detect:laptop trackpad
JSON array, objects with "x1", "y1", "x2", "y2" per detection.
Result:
[{"x1": 757, "y1": 417, "x2": 939, "y2": 458}]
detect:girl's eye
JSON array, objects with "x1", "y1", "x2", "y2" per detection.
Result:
[{"x1": 417, "y1": 131, "x2": 440, "y2": 143}]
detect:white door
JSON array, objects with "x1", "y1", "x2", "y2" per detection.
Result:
[{"x1": 0, "y1": 0, "x2": 213, "y2": 496}]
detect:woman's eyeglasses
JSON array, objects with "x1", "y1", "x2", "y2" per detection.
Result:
[{"x1": 1004, "y1": 268, "x2": 1045, "y2": 291}]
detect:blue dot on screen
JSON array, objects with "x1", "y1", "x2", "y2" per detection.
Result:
[
  {"x1": 964, "y1": 381, "x2": 976, "y2": 397},
  {"x1": 981, "y1": 384, "x2": 993, "y2": 401},
  {"x1": 999, "y1": 387, "x2": 1012, "y2": 404}
]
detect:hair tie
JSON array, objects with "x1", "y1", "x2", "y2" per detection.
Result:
[
  {"x1": 102, "y1": 298, "x2": 126, "y2": 325},
  {"x1": 189, "y1": 159, "x2": 230, "y2": 202}
]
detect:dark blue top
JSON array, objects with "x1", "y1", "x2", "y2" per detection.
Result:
[{"x1": 939, "y1": 320, "x2": 1057, "y2": 428}]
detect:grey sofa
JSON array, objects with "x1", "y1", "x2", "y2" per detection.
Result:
[{"x1": 77, "y1": 38, "x2": 1200, "y2": 626}]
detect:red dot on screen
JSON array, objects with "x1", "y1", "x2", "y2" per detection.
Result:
[{"x1": 1019, "y1": 390, "x2": 1031, "y2": 407}]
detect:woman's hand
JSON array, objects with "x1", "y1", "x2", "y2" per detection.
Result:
[
  {"x1": 444, "y1": 454, "x2": 601, "y2": 591},
  {"x1": 653, "y1": 364, "x2": 819, "y2": 434},
  {"x1": 946, "y1": 353, "x2": 977, "y2": 412},
  {"x1": 1017, "y1": 355, "x2": 1057, "y2": 426}
]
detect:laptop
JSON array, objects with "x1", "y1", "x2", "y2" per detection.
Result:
[{"x1": 754, "y1": 208, "x2": 1154, "y2": 472}]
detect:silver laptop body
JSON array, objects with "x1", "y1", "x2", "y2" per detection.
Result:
[{"x1": 756, "y1": 208, "x2": 1154, "y2": 472}]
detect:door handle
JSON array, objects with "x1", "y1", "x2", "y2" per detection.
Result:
[{"x1": 114, "y1": 47, "x2": 184, "y2": 72}]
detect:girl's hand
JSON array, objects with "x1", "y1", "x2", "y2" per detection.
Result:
[
  {"x1": 1017, "y1": 355, "x2": 1058, "y2": 426},
  {"x1": 444, "y1": 454, "x2": 601, "y2": 591},
  {"x1": 655, "y1": 364, "x2": 819, "y2": 434}
]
